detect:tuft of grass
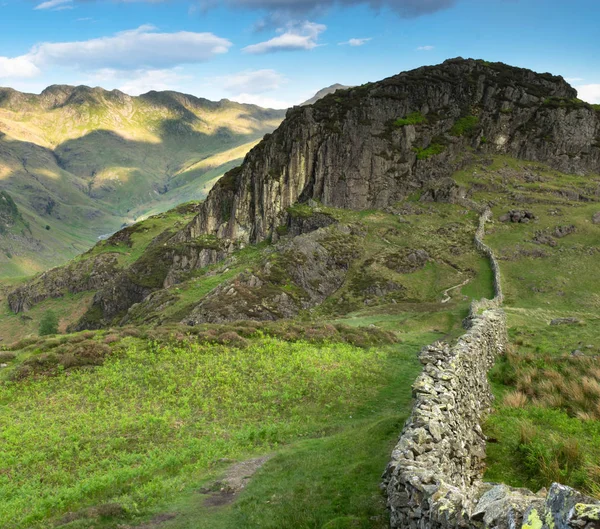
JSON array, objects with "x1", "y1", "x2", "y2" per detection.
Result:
[
  {"x1": 450, "y1": 115, "x2": 479, "y2": 136},
  {"x1": 412, "y1": 143, "x2": 446, "y2": 160},
  {"x1": 393, "y1": 112, "x2": 426, "y2": 127},
  {"x1": 503, "y1": 390, "x2": 528, "y2": 408}
]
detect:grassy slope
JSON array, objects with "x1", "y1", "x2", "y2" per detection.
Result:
[
  {"x1": 121, "y1": 202, "x2": 491, "y2": 328},
  {"x1": 0, "y1": 197, "x2": 496, "y2": 528},
  {"x1": 0, "y1": 325, "x2": 424, "y2": 529},
  {"x1": 0, "y1": 204, "x2": 200, "y2": 343},
  {"x1": 453, "y1": 155, "x2": 600, "y2": 495},
  {"x1": 0, "y1": 88, "x2": 283, "y2": 278}
]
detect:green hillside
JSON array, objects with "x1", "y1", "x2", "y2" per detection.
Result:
[
  {"x1": 0, "y1": 86, "x2": 284, "y2": 277},
  {"x1": 1, "y1": 59, "x2": 600, "y2": 529}
]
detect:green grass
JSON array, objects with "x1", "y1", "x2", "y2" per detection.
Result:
[
  {"x1": 451, "y1": 154, "x2": 600, "y2": 495},
  {"x1": 148, "y1": 339, "x2": 424, "y2": 529},
  {"x1": 485, "y1": 407, "x2": 600, "y2": 495},
  {"x1": 449, "y1": 115, "x2": 479, "y2": 136},
  {"x1": 0, "y1": 290, "x2": 94, "y2": 343},
  {"x1": 412, "y1": 143, "x2": 446, "y2": 160},
  {"x1": 29, "y1": 332, "x2": 431, "y2": 529},
  {"x1": 393, "y1": 112, "x2": 426, "y2": 127},
  {"x1": 0, "y1": 334, "x2": 402, "y2": 528}
]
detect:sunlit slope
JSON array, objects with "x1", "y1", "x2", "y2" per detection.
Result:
[{"x1": 0, "y1": 85, "x2": 284, "y2": 277}]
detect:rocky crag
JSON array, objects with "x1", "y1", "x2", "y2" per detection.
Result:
[
  {"x1": 7, "y1": 58, "x2": 600, "y2": 329},
  {"x1": 382, "y1": 210, "x2": 600, "y2": 529}
]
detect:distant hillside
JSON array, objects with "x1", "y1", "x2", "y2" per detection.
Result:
[
  {"x1": 0, "y1": 85, "x2": 285, "y2": 277},
  {"x1": 301, "y1": 84, "x2": 351, "y2": 106}
]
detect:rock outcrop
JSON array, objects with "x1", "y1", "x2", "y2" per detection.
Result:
[
  {"x1": 176, "y1": 58, "x2": 599, "y2": 252},
  {"x1": 182, "y1": 223, "x2": 361, "y2": 325},
  {"x1": 7, "y1": 254, "x2": 119, "y2": 313}
]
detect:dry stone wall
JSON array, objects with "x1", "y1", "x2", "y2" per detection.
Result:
[{"x1": 383, "y1": 211, "x2": 600, "y2": 529}]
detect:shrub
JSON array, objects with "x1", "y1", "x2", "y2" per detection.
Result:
[
  {"x1": 0, "y1": 352, "x2": 16, "y2": 362},
  {"x1": 120, "y1": 327, "x2": 143, "y2": 338},
  {"x1": 216, "y1": 331, "x2": 249, "y2": 348},
  {"x1": 7, "y1": 337, "x2": 38, "y2": 351},
  {"x1": 394, "y1": 112, "x2": 426, "y2": 127},
  {"x1": 450, "y1": 115, "x2": 479, "y2": 136},
  {"x1": 39, "y1": 310, "x2": 59, "y2": 336}
]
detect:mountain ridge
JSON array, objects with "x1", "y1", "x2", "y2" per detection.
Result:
[
  {"x1": 8, "y1": 57, "x2": 599, "y2": 330},
  {"x1": 0, "y1": 84, "x2": 286, "y2": 276}
]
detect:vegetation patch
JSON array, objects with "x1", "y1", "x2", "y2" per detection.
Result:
[
  {"x1": 393, "y1": 112, "x2": 426, "y2": 127},
  {"x1": 0, "y1": 332, "x2": 404, "y2": 528},
  {"x1": 451, "y1": 155, "x2": 600, "y2": 496},
  {"x1": 450, "y1": 115, "x2": 480, "y2": 137},
  {"x1": 412, "y1": 143, "x2": 446, "y2": 160}
]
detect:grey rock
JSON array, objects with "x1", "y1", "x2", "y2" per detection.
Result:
[{"x1": 550, "y1": 317, "x2": 581, "y2": 325}]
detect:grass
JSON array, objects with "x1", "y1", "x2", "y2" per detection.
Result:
[
  {"x1": 412, "y1": 143, "x2": 446, "y2": 160},
  {"x1": 393, "y1": 112, "x2": 426, "y2": 127},
  {"x1": 0, "y1": 290, "x2": 95, "y2": 343},
  {"x1": 451, "y1": 154, "x2": 600, "y2": 495},
  {"x1": 0, "y1": 323, "x2": 437, "y2": 529},
  {"x1": 138, "y1": 338, "x2": 426, "y2": 529},
  {"x1": 449, "y1": 115, "x2": 479, "y2": 136}
]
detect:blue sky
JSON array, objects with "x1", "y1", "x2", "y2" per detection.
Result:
[{"x1": 0, "y1": 0, "x2": 598, "y2": 108}]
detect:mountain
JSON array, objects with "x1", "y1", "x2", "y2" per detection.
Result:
[
  {"x1": 2, "y1": 58, "x2": 600, "y2": 529},
  {"x1": 0, "y1": 85, "x2": 285, "y2": 277},
  {"x1": 301, "y1": 83, "x2": 351, "y2": 106},
  {"x1": 6, "y1": 57, "x2": 599, "y2": 331}
]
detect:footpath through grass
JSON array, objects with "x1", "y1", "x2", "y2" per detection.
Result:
[
  {"x1": 80, "y1": 333, "x2": 430, "y2": 529},
  {"x1": 0, "y1": 324, "x2": 434, "y2": 529}
]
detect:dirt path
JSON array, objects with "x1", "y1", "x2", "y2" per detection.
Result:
[{"x1": 441, "y1": 278, "x2": 471, "y2": 304}]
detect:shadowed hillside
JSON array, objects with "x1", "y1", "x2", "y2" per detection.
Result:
[{"x1": 0, "y1": 85, "x2": 285, "y2": 277}]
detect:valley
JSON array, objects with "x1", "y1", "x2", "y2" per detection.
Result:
[{"x1": 0, "y1": 86, "x2": 285, "y2": 277}]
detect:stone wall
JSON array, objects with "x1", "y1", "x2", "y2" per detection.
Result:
[{"x1": 382, "y1": 211, "x2": 600, "y2": 529}]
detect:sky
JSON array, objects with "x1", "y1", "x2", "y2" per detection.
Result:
[{"x1": 0, "y1": 0, "x2": 599, "y2": 108}]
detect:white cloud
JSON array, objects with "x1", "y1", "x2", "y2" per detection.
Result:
[
  {"x1": 416, "y1": 45, "x2": 434, "y2": 51},
  {"x1": 119, "y1": 69, "x2": 192, "y2": 95},
  {"x1": 243, "y1": 21, "x2": 326, "y2": 54},
  {"x1": 565, "y1": 77, "x2": 584, "y2": 83},
  {"x1": 229, "y1": 93, "x2": 296, "y2": 109},
  {"x1": 575, "y1": 84, "x2": 600, "y2": 104},
  {"x1": 28, "y1": 25, "x2": 232, "y2": 70},
  {"x1": 78, "y1": 67, "x2": 192, "y2": 95},
  {"x1": 339, "y1": 37, "x2": 371, "y2": 46},
  {"x1": 35, "y1": 0, "x2": 73, "y2": 10},
  {"x1": 214, "y1": 69, "x2": 287, "y2": 94},
  {"x1": 0, "y1": 56, "x2": 40, "y2": 79}
]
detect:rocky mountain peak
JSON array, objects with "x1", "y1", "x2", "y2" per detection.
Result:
[{"x1": 175, "y1": 58, "x2": 598, "y2": 249}]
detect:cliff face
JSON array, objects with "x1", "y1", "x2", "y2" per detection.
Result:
[{"x1": 175, "y1": 58, "x2": 599, "y2": 251}]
